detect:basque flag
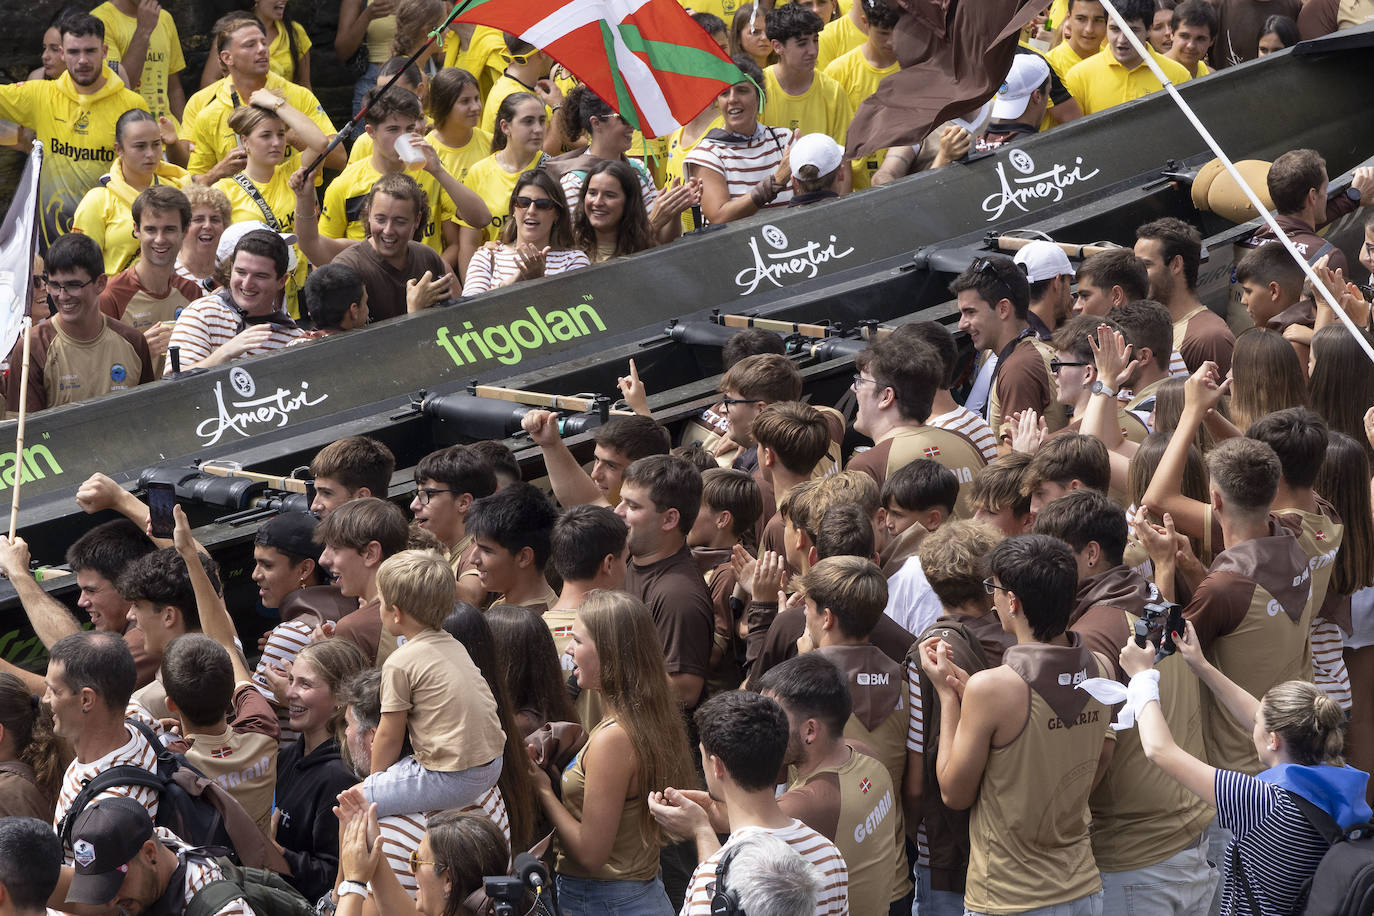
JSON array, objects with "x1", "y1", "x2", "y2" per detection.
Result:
[
  {"x1": 0, "y1": 142, "x2": 41, "y2": 360},
  {"x1": 455, "y1": 0, "x2": 745, "y2": 138}
]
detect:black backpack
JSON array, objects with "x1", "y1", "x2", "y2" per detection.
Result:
[
  {"x1": 184, "y1": 853, "x2": 319, "y2": 916},
  {"x1": 57, "y1": 720, "x2": 288, "y2": 873},
  {"x1": 1289, "y1": 792, "x2": 1374, "y2": 916}
]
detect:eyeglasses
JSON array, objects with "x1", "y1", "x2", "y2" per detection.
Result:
[
  {"x1": 415, "y1": 487, "x2": 455, "y2": 506},
  {"x1": 1049, "y1": 359, "x2": 1089, "y2": 373},
  {"x1": 593, "y1": 112, "x2": 627, "y2": 126},
  {"x1": 46, "y1": 277, "x2": 97, "y2": 296},
  {"x1": 408, "y1": 849, "x2": 441, "y2": 875},
  {"x1": 513, "y1": 196, "x2": 558, "y2": 212},
  {"x1": 983, "y1": 577, "x2": 1013, "y2": 596},
  {"x1": 720, "y1": 395, "x2": 762, "y2": 407},
  {"x1": 851, "y1": 374, "x2": 884, "y2": 392}
]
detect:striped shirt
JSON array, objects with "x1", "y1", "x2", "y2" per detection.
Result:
[
  {"x1": 54, "y1": 723, "x2": 160, "y2": 864},
  {"x1": 159, "y1": 829, "x2": 255, "y2": 916},
  {"x1": 928, "y1": 405, "x2": 998, "y2": 462},
  {"x1": 1311, "y1": 617, "x2": 1352, "y2": 710},
  {"x1": 1215, "y1": 769, "x2": 1335, "y2": 915},
  {"x1": 254, "y1": 618, "x2": 315, "y2": 747},
  {"x1": 377, "y1": 787, "x2": 511, "y2": 897},
  {"x1": 681, "y1": 820, "x2": 849, "y2": 916},
  {"x1": 461, "y1": 245, "x2": 591, "y2": 296},
  {"x1": 168, "y1": 293, "x2": 304, "y2": 368},
  {"x1": 683, "y1": 124, "x2": 796, "y2": 212},
  {"x1": 905, "y1": 659, "x2": 930, "y2": 865}
]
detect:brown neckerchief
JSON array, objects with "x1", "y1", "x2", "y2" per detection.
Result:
[
  {"x1": 1209, "y1": 521, "x2": 1312, "y2": 623},
  {"x1": 1002, "y1": 634, "x2": 1098, "y2": 728},
  {"x1": 816, "y1": 644, "x2": 902, "y2": 732}
]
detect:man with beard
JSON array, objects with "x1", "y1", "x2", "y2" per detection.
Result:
[
  {"x1": 183, "y1": 14, "x2": 342, "y2": 184},
  {"x1": 0, "y1": 14, "x2": 148, "y2": 252},
  {"x1": 4, "y1": 233, "x2": 153, "y2": 413},
  {"x1": 167, "y1": 229, "x2": 304, "y2": 368},
  {"x1": 293, "y1": 171, "x2": 454, "y2": 322},
  {"x1": 1134, "y1": 217, "x2": 1234, "y2": 375},
  {"x1": 97, "y1": 186, "x2": 203, "y2": 377}
]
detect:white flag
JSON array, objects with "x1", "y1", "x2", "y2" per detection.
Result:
[{"x1": 0, "y1": 141, "x2": 42, "y2": 361}]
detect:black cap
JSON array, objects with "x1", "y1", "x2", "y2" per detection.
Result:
[
  {"x1": 66, "y1": 796, "x2": 154, "y2": 905},
  {"x1": 255, "y1": 510, "x2": 325, "y2": 562}
]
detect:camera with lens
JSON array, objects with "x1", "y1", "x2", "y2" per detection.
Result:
[{"x1": 1133, "y1": 598, "x2": 1185, "y2": 662}]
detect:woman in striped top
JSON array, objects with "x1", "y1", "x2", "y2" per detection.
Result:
[
  {"x1": 461, "y1": 170, "x2": 589, "y2": 296},
  {"x1": 1121, "y1": 622, "x2": 1372, "y2": 915},
  {"x1": 685, "y1": 56, "x2": 796, "y2": 225}
]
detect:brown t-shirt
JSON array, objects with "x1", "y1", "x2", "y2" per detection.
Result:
[
  {"x1": 624, "y1": 545, "x2": 715, "y2": 700},
  {"x1": 846, "y1": 425, "x2": 987, "y2": 518},
  {"x1": 98, "y1": 265, "x2": 203, "y2": 376},
  {"x1": 333, "y1": 240, "x2": 449, "y2": 323},
  {"x1": 0, "y1": 761, "x2": 54, "y2": 821},
  {"x1": 1173, "y1": 304, "x2": 1235, "y2": 377},
  {"x1": 989, "y1": 337, "x2": 1062, "y2": 438},
  {"x1": 747, "y1": 605, "x2": 915, "y2": 688},
  {"x1": 5, "y1": 315, "x2": 153, "y2": 413},
  {"x1": 335, "y1": 597, "x2": 383, "y2": 665},
  {"x1": 167, "y1": 682, "x2": 280, "y2": 835}
]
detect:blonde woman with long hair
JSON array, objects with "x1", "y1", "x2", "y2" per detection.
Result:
[{"x1": 531, "y1": 589, "x2": 694, "y2": 915}]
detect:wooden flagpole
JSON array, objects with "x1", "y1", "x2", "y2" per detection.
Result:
[{"x1": 8, "y1": 316, "x2": 33, "y2": 540}]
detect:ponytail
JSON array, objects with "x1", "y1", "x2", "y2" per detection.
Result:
[{"x1": 0, "y1": 674, "x2": 62, "y2": 805}]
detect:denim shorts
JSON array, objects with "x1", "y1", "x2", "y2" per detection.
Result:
[{"x1": 554, "y1": 873, "x2": 675, "y2": 916}]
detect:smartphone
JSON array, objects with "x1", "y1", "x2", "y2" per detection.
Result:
[{"x1": 147, "y1": 482, "x2": 176, "y2": 539}]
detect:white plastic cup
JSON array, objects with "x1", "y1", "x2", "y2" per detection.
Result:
[{"x1": 394, "y1": 134, "x2": 426, "y2": 170}]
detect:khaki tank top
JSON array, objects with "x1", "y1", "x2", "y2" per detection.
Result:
[
  {"x1": 965, "y1": 640, "x2": 1108, "y2": 914},
  {"x1": 555, "y1": 718, "x2": 660, "y2": 881}
]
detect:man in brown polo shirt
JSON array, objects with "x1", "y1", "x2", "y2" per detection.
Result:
[
  {"x1": 1134, "y1": 217, "x2": 1234, "y2": 376},
  {"x1": 952, "y1": 256, "x2": 1067, "y2": 444},
  {"x1": 1247, "y1": 151, "x2": 1371, "y2": 273},
  {"x1": 847, "y1": 334, "x2": 988, "y2": 504}
]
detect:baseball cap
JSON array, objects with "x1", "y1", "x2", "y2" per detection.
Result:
[
  {"x1": 1014, "y1": 240, "x2": 1074, "y2": 283},
  {"x1": 255, "y1": 510, "x2": 325, "y2": 561},
  {"x1": 66, "y1": 796, "x2": 155, "y2": 906},
  {"x1": 217, "y1": 220, "x2": 299, "y2": 273},
  {"x1": 992, "y1": 54, "x2": 1052, "y2": 122},
  {"x1": 790, "y1": 132, "x2": 844, "y2": 178}
]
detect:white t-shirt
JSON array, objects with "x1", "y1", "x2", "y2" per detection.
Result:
[
  {"x1": 680, "y1": 820, "x2": 849, "y2": 915},
  {"x1": 883, "y1": 555, "x2": 943, "y2": 637}
]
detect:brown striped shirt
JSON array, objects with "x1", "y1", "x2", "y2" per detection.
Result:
[
  {"x1": 377, "y1": 786, "x2": 510, "y2": 897},
  {"x1": 167, "y1": 293, "x2": 304, "y2": 368},
  {"x1": 681, "y1": 819, "x2": 849, "y2": 915},
  {"x1": 928, "y1": 405, "x2": 998, "y2": 462},
  {"x1": 54, "y1": 723, "x2": 159, "y2": 864}
]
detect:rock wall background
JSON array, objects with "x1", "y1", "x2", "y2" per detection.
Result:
[{"x1": 0, "y1": 0, "x2": 356, "y2": 213}]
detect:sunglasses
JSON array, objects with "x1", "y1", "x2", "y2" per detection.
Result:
[
  {"x1": 1049, "y1": 359, "x2": 1089, "y2": 373},
  {"x1": 502, "y1": 51, "x2": 536, "y2": 66},
  {"x1": 513, "y1": 196, "x2": 558, "y2": 212},
  {"x1": 408, "y1": 848, "x2": 442, "y2": 875}
]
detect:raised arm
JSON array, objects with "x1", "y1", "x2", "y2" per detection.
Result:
[
  {"x1": 520, "y1": 409, "x2": 610, "y2": 508},
  {"x1": 290, "y1": 167, "x2": 351, "y2": 266},
  {"x1": 171, "y1": 505, "x2": 252, "y2": 683},
  {"x1": 1140, "y1": 363, "x2": 1230, "y2": 539},
  {"x1": 0, "y1": 537, "x2": 82, "y2": 647},
  {"x1": 249, "y1": 90, "x2": 327, "y2": 156}
]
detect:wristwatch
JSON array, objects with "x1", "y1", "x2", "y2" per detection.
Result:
[
  {"x1": 1090, "y1": 380, "x2": 1117, "y2": 399},
  {"x1": 1345, "y1": 187, "x2": 1361, "y2": 204},
  {"x1": 338, "y1": 881, "x2": 370, "y2": 900}
]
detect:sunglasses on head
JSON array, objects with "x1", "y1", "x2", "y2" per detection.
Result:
[{"x1": 513, "y1": 196, "x2": 557, "y2": 212}]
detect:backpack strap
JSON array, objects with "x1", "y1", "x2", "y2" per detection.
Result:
[
  {"x1": 58, "y1": 765, "x2": 164, "y2": 845},
  {"x1": 185, "y1": 877, "x2": 247, "y2": 916},
  {"x1": 1283, "y1": 790, "x2": 1347, "y2": 845}
]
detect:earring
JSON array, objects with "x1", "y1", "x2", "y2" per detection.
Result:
[{"x1": 299, "y1": 574, "x2": 308, "y2": 590}]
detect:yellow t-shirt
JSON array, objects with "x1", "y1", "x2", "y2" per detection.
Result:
[
  {"x1": 268, "y1": 20, "x2": 312, "y2": 83},
  {"x1": 425, "y1": 127, "x2": 493, "y2": 182},
  {"x1": 464, "y1": 150, "x2": 543, "y2": 242},
  {"x1": 444, "y1": 26, "x2": 507, "y2": 101},
  {"x1": 348, "y1": 132, "x2": 374, "y2": 165},
  {"x1": 818, "y1": 13, "x2": 866, "y2": 71},
  {"x1": 0, "y1": 72, "x2": 149, "y2": 251},
  {"x1": 761, "y1": 67, "x2": 854, "y2": 147},
  {"x1": 666, "y1": 121, "x2": 718, "y2": 232},
  {"x1": 479, "y1": 73, "x2": 552, "y2": 136},
  {"x1": 1045, "y1": 38, "x2": 1095, "y2": 81},
  {"x1": 183, "y1": 72, "x2": 335, "y2": 176},
  {"x1": 676, "y1": 0, "x2": 749, "y2": 23},
  {"x1": 320, "y1": 158, "x2": 458, "y2": 255},
  {"x1": 215, "y1": 166, "x2": 309, "y2": 316},
  {"x1": 1062, "y1": 47, "x2": 1192, "y2": 116},
  {"x1": 823, "y1": 46, "x2": 896, "y2": 190},
  {"x1": 91, "y1": 2, "x2": 185, "y2": 121}
]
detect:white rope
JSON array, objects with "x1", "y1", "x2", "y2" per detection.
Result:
[{"x1": 1096, "y1": 0, "x2": 1374, "y2": 365}]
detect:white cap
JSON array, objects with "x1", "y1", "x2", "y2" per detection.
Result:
[
  {"x1": 1014, "y1": 240, "x2": 1073, "y2": 282},
  {"x1": 790, "y1": 132, "x2": 844, "y2": 178},
  {"x1": 217, "y1": 220, "x2": 299, "y2": 273},
  {"x1": 992, "y1": 54, "x2": 1051, "y2": 122}
]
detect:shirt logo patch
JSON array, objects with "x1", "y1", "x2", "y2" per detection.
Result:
[
  {"x1": 110, "y1": 364, "x2": 127, "y2": 383},
  {"x1": 73, "y1": 838, "x2": 96, "y2": 867},
  {"x1": 74, "y1": 112, "x2": 91, "y2": 135},
  {"x1": 209, "y1": 746, "x2": 232, "y2": 759},
  {"x1": 859, "y1": 777, "x2": 872, "y2": 794},
  {"x1": 1315, "y1": 530, "x2": 1327, "y2": 541},
  {"x1": 923, "y1": 446, "x2": 941, "y2": 459}
]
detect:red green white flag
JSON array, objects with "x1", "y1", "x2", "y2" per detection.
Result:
[{"x1": 453, "y1": 0, "x2": 744, "y2": 139}]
